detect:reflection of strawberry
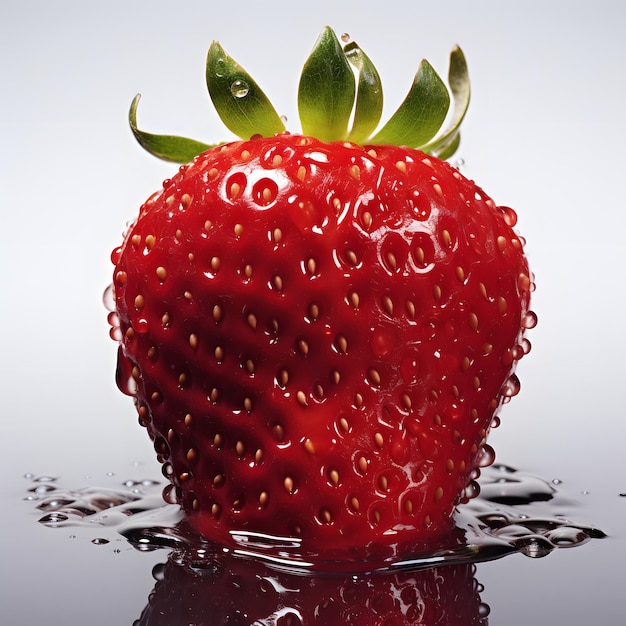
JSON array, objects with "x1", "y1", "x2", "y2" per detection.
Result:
[
  {"x1": 110, "y1": 27, "x2": 534, "y2": 562},
  {"x1": 136, "y1": 549, "x2": 489, "y2": 625}
]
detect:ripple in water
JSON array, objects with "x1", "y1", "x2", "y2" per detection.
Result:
[{"x1": 24, "y1": 465, "x2": 606, "y2": 625}]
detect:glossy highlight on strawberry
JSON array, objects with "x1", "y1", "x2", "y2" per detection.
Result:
[{"x1": 108, "y1": 27, "x2": 535, "y2": 565}]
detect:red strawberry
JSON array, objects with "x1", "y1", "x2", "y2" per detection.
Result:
[
  {"x1": 136, "y1": 546, "x2": 489, "y2": 625},
  {"x1": 108, "y1": 27, "x2": 534, "y2": 565}
]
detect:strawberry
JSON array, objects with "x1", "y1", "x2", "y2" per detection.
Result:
[
  {"x1": 108, "y1": 27, "x2": 534, "y2": 565},
  {"x1": 136, "y1": 546, "x2": 489, "y2": 625}
]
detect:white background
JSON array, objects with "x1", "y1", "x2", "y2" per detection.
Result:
[{"x1": 1, "y1": 1, "x2": 625, "y2": 624}]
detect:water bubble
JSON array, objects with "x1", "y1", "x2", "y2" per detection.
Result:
[{"x1": 230, "y1": 79, "x2": 250, "y2": 98}]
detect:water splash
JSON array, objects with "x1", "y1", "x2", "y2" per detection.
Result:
[
  {"x1": 23, "y1": 465, "x2": 607, "y2": 625},
  {"x1": 25, "y1": 464, "x2": 605, "y2": 572}
]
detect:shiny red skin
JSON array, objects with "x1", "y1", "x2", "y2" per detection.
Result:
[{"x1": 110, "y1": 134, "x2": 532, "y2": 563}]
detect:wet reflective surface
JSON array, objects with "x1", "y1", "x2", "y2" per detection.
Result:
[{"x1": 12, "y1": 463, "x2": 620, "y2": 624}]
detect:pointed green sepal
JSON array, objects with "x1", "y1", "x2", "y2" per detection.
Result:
[
  {"x1": 206, "y1": 41, "x2": 286, "y2": 140},
  {"x1": 422, "y1": 46, "x2": 470, "y2": 158},
  {"x1": 344, "y1": 41, "x2": 384, "y2": 144},
  {"x1": 370, "y1": 60, "x2": 450, "y2": 148},
  {"x1": 298, "y1": 27, "x2": 356, "y2": 141},
  {"x1": 129, "y1": 94, "x2": 214, "y2": 163},
  {"x1": 130, "y1": 28, "x2": 470, "y2": 163}
]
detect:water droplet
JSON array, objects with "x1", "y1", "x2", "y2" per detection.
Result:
[
  {"x1": 477, "y1": 444, "x2": 496, "y2": 468},
  {"x1": 513, "y1": 535, "x2": 553, "y2": 558},
  {"x1": 116, "y1": 347, "x2": 138, "y2": 396},
  {"x1": 92, "y1": 537, "x2": 110, "y2": 545},
  {"x1": 547, "y1": 526, "x2": 588, "y2": 546},
  {"x1": 32, "y1": 484, "x2": 57, "y2": 495},
  {"x1": 162, "y1": 483, "x2": 179, "y2": 505},
  {"x1": 341, "y1": 32, "x2": 351, "y2": 42},
  {"x1": 501, "y1": 374, "x2": 521, "y2": 398},
  {"x1": 152, "y1": 562, "x2": 166, "y2": 581},
  {"x1": 230, "y1": 79, "x2": 249, "y2": 98},
  {"x1": 214, "y1": 58, "x2": 226, "y2": 77},
  {"x1": 38, "y1": 512, "x2": 69, "y2": 526},
  {"x1": 102, "y1": 283, "x2": 116, "y2": 311},
  {"x1": 463, "y1": 480, "x2": 481, "y2": 501},
  {"x1": 135, "y1": 318, "x2": 149, "y2": 334},
  {"x1": 521, "y1": 310, "x2": 538, "y2": 329},
  {"x1": 551, "y1": 478, "x2": 563, "y2": 485},
  {"x1": 520, "y1": 338, "x2": 532, "y2": 355},
  {"x1": 498, "y1": 205, "x2": 518, "y2": 228},
  {"x1": 370, "y1": 328, "x2": 394, "y2": 358},
  {"x1": 280, "y1": 114, "x2": 288, "y2": 124}
]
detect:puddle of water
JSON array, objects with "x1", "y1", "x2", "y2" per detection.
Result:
[{"x1": 22, "y1": 463, "x2": 608, "y2": 624}]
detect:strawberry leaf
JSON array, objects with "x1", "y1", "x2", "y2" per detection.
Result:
[
  {"x1": 422, "y1": 46, "x2": 470, "y2": 158},
  {"x1": 206, "y1": 41, "x2": 286, "y2": 140},
  {"x1": 129, "y1": 94, "x2": 214, "y2": 163},
  {"x1": 370, "y1": 60, "x2": 450, "y2": 149},
  {"x1": 298, "y1": 27, "x2": 356, "y2": 141},
  {"x1": 344, "y1": 41, "x2": 384, "y2": 144}
]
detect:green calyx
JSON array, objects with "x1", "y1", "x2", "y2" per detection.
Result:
[{"x1": 130, "y1": 26, "x2": 470, "y2": 164}]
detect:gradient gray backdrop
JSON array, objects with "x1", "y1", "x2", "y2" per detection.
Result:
[{"x1": 2, "y1": 1, "x2": 625, "y2": 623}]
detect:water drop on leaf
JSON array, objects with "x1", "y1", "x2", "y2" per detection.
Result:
[{"x1": 230, "y1": 79, "x2": 250, "y2": 98}]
